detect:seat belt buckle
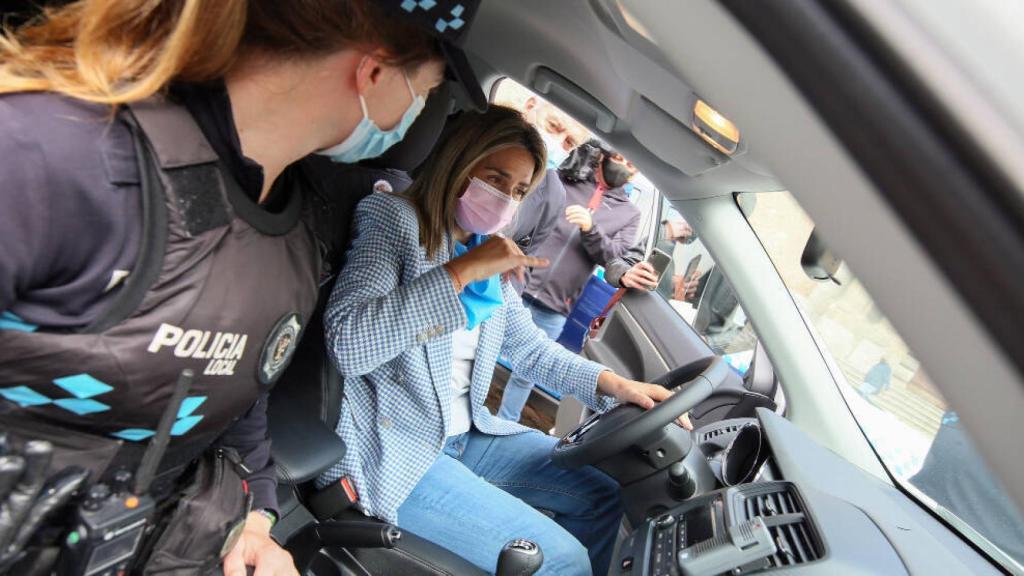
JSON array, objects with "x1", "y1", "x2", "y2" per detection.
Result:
[{"x1": 308, "y1": 477, "x2": 359, "y2": 522}]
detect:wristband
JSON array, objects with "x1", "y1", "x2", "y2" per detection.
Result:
[
  {"x1": 446, "y1": 264, "x2": 465, "y2": 293},
  {"x1": 255, "y1": 508, "x2": 277, "y2": 527}
]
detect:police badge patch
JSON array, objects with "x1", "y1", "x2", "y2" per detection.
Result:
[{"x1": 258, "y1": 313, "x2": 303, "y2": 385}]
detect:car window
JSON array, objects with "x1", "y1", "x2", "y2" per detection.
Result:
[
  {"x1": 740, "y1": 191, "x2": 1024, "y2": 567},
  {"x1": 651, "y1": 196, "x2": 757, "y2": 374},
  {"x1": 492, "y1": 78, "x2": 661, "y2": 274}
]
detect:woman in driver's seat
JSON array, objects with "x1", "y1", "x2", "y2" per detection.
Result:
[{"x1": 322, "y1": 105, "x2": 689, "y2": 575}]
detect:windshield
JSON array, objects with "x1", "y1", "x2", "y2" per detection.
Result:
[{"x1": 740, "y1": 191, "x2": 1024, "y2": 568}]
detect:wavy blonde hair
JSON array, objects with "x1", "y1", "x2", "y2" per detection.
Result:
[
  {"x1": 406, "y1": 105, "x2": 548, "y2": 259},
  {"x1": 0, "y1": 0, "x2": 440, "y2": 104}
]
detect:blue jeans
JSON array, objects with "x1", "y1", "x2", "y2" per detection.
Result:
[
  {"x1": 396, "y1": 429, "x2": 622, "y2": 576},
  {"x1": 498, "y1": 299, "x2": 568, "y2": 422}
]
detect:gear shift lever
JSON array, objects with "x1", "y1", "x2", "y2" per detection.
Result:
[
  {"x1": 496, "y1": 539, "x2": 543, "y2": 576},
  {"x1": 668, "y1": 461, "x2": 697, "y2": 500}
]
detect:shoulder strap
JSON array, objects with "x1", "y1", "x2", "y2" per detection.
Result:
[
  {"x1": 80, "y1": 111, "x2": 169, "y2": 333},
  {"x1": 126, "y1": 96, "x2": 219, "y2": 169},
  {"x1": 82, "y1": 96, "x2": 222, "y2": 333}
]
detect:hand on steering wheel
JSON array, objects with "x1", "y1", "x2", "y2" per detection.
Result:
[
  {"x1": 552, "y1": 357, "x2": 728, "y2": 470},
  {"x1": 596, "y1": 371, "x2": 693, "y2": 430}
]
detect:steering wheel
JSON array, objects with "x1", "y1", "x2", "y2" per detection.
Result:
[{"x1": 551, "y1": 356, "x2": 730, "y2": 469}]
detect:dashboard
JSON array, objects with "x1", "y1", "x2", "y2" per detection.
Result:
[
  {"x1": 618, "y1": 481, "x2": 825, "y2": 575},
  {"x1": 610, "y1": 409, "x2": 1002, "y2": 575}
]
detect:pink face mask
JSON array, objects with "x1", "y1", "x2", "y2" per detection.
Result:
[{"x1": 454, "y1": 177, "x2": 521, "y2": 235}]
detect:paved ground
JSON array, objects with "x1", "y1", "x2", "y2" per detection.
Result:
[{"x1": 868, "y1": 385, "x2": 945, "y2": 437}]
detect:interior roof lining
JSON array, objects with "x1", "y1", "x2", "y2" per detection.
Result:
[{"x1": 461, "y1": 0, "x2": 782, "y2": 200}]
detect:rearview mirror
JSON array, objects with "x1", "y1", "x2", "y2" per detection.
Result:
[{"x1": 801, "y1": 229, "x2": 843, "y2": 284}]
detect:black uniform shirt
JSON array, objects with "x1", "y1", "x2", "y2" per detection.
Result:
[{"x1": 0, "y1": 87, "x2": 281, "y2": 513}]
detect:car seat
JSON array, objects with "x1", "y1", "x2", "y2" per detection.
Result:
[{"x1": 266, "y1": 83, "x2": 492, "y2": 575}]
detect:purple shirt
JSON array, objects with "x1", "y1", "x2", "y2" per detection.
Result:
[{"x1": 522, "y1": 177, "x2": 641, "y2": 315}]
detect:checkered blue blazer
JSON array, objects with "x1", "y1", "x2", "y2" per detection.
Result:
[{"x1": 320, "y1": 192, "x2": 614, "y2": 523}]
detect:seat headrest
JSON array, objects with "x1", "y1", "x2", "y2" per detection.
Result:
[{"x1": 361, "y1": 82, "x2": 452, "y2": 173}]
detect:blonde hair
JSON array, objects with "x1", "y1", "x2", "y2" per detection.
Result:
[
  {"x1": 406, "y1": 105, "x2": 547, "y2": 259},
  {"x1": 0, "y1": 0, "x2": 440, "y2": 104}
]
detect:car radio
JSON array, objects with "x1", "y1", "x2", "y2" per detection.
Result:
[
  {"x1": 636, "y1": 495, "x2": 725, "y2": 576},
  {"x1": 615, "y1": 482, "x2": 823, "y2": 576}
]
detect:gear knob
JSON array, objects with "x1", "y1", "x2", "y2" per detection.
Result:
[{"x1": 496, "y1": 539, "x2": 544, "y2": 576}]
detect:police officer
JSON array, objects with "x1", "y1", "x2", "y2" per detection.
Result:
[{"x1": 0, "y1": 0, "x2": 485, "y2": 573}]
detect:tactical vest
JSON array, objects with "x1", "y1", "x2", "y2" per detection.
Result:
[{"x1": 0, "y1": 97, "x2": 320, "y2": 471}]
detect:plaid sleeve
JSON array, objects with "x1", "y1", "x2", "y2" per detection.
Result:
[
  {"x1": 499, "y1": 282, "x2": 616, "y2": 412},
  {"x1": 325, "y1": 194, "x2": 467, "y2": 376}
]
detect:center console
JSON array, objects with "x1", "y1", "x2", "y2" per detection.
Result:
[{"x1": 615, "y1": 482, "x2": 824, "y2": 576}]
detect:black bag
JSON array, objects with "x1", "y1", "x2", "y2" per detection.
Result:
[{"x1": 140, "y1": 448, "x2": 251, "y2": 575}]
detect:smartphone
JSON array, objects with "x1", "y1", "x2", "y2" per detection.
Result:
[
  {"x1": 646, "y1": 248, "x2": 673, "y2": 289},
  {"x1": 683, "y1": 254, "x2": 702, "y2": 280}
]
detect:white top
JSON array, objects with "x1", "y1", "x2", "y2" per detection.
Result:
[{"x1": 448, "y1": 325, "x2": 481, "y2": 436}]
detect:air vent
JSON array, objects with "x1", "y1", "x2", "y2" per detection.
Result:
[
  {"x1": 737, "y1": 484, "x2": 823, "y2": 567},
  {"x1": 701, "y1": 424, "x2": 741, "y2": 443}
]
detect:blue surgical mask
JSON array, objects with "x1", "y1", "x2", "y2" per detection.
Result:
[
  {"x1": 317, "y1": 70, "x2": 426, "y2": 164},
  {"x1": 541, "y1": 132, "x2": 571, "y2": 169}
]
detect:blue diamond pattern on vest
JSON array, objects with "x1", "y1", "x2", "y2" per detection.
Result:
[
  {"x1": 435, "y1": 5, "x2": 465, "y2": 32},
  {"x1": 170, "y1": 415, "x2": 204, "y2": 436},
  {"x1": 53, "y1": 374, "x2": 113, "y2": 399},
  {"x1": 0, "y1": 311, "x2": 38, "y2": 332},
  {"x1": 0, "y1": 386, "x2": 52, "y2": 407},
  {"x1": 108, "y1": 398, "x2": 205, "y2": 441},
  {"x1": 112, "y1": 429, "x2": 156, "y2": 442},
  {"x1": 53, "y1": 398, "x2": 110, "y2": 415},
  {"x1": 402, "y1": 0, "x2": 437, "y2": 11},
  {"x1": 177, "y1": 396, "x2": 207, "y2": 419}
]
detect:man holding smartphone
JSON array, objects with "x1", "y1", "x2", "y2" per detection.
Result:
[{"x1": 608, "y1": 216, "x2": 706, "y2": 298}]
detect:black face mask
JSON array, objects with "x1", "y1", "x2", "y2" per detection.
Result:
[{"x1": 601, "y1": 158, "x2": 632, "y2": 189}]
